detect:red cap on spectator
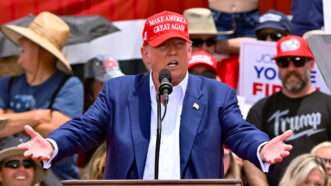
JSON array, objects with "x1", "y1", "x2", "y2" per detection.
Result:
[
  {"x1": 188, "y1": 50, "x2": 217, "y2": 72},
  {"x1": 142, "y1": 11, "x2": 191, "y2": 47},
  {"x1": 274, "y1": 35, "x2": 314, "y2": 60}
]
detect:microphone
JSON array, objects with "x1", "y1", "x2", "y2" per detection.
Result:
[
  {"x1": 154, "y1": 69, "x2": 173, "y2": 179},
  {"x1": 158, "y1": 69, "x2": 173, "y2": 103}
]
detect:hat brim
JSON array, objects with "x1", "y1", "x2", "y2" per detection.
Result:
[
  {"x1": 188, "y1": 63, "x2": 217, "y2": 72},
  {"x1": 0, "y1": 25, "x2": 72, "y2": 74},
  {"x1": 96, "y1": 71, "x2": 124, "y2": 82},
  {"x1": 147, "y1": 32, "x2": 192, "y2": 47},
  {"x1": 189, "y1": 29, "x2": 234, "y2": 36},
  {"x1": 255, "y1": 22, "x2": 288, "y2": 32},
  {"x1": 273, "y1": 53, "x2": 314, "y2": 60},
  {"x1": 0, "y1": 147, "x2": 26, "y2": 162}
]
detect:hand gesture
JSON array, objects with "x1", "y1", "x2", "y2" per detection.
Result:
[
  {"x1": 260, "y1": 130, "x2": 293, "y2": 164},
  {"x1": 17, "y1": 125, "x2": 54, "y2": 161}
]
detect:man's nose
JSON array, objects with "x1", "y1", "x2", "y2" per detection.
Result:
[
  {"x1": 265, "y1": 36, "x2": 273, "y2": 41},
  {"x1": 201, "y1": 43, "x2": 209, "y2": 50},
  {"x1": 17, "y1": 166, "x2": 27, "y2": 171},
  {"x1": 287, "y1": 61, "x2": 297, "y2": 70},
  {"x1": 168, "y1": 44, "x2": 177, "y2": 55}
]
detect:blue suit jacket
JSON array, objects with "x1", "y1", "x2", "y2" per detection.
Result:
[{"x1": 49, "y1": 73, "x2": 269, "y2": 179}]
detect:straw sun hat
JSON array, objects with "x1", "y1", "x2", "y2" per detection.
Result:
[
  {"x1": 183, "y1": 8, "x2": 233, "y2": 35},
  {"x1": 0, "y1": 146, "x2": 44, "y2": 184},
  {"x1": 0, "y1": 11, "x2": 72, "y2": 73}
]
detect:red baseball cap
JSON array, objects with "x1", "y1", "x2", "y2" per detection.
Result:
[
  {"x1": 274, "y1": 35, "x2": 314, "y2": 60},
  {"x1": 142, "y1": 11, "x2": 191, "y2": 47},
  {"x1": 188, "y1": 50, "x2": 217, "y2": 72}
]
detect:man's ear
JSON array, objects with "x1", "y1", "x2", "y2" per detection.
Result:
[
  {"x1": 187, "y1": 43, "x2": 192, "y2": 60},
  {"x1": 141, "y1": 46, "x2": 148, "y2": 59},
  {"x1": 308, "y1": 59, "x2": 315, "y2": 69},
  {"x1": 141, "y1": 46, "x2": 151, "y2": 69}
]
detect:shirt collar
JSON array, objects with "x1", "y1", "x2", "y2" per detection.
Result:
[{"x1": 149, "y1": 72, "x2": 188, "y2": 99}]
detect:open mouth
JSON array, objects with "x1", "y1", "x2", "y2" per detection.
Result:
[
  {"x1": 167, "y1": 60, "x2": 179, "y2": 69},
  {"x1": 15, "y1": 175, "x2": 27, "y2": 180}
]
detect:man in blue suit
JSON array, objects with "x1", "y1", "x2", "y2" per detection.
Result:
[{"x1": 17, "y1": 11, "x2": 293, "y2": 179}]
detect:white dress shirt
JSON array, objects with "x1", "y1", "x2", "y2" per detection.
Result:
[{"x1": 143, "y1": 72, "x2": 188, "y2": 179}]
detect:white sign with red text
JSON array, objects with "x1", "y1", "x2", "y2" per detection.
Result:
[{"x1": 238, "y1": 40, "x2": 330, "y2": 104}]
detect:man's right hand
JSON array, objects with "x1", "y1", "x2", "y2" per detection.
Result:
[{"x1": 17, "y1": 125, "x2": 54, "y2": 161}]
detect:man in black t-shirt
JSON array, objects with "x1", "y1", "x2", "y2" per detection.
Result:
[{"x1": 243, "y1": 35, "x2": 331, "y2": 186}]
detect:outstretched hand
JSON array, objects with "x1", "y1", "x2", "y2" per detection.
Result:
[
  {"x1": 17, "y1": 125, "x2": 54, "y2": 161},
  {"x1": 260, "y1": 130, "x2": 293, "y2": 164}
]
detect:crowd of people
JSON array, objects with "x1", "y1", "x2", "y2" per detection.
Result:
[{"x1": 0, "y1": 1, "x2": 329, "y2": 186}]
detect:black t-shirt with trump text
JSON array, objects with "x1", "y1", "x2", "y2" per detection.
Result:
[{"x1": 247, "y1": 91, "x2": 331, "y2": 186}]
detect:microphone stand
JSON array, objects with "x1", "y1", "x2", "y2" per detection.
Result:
[{"x1": 154, "y1": 93, "x2": 168, "y2": 179}]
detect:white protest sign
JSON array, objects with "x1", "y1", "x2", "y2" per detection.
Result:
[
  {"x1": 304, "y1": 31, "x2": 331, "y2": 91},
  {"x1": 238, "y1": 40, "x2": 330, "y2": 104}
]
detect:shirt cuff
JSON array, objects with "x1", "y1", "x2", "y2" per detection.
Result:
[
  {"x1": 42, "y1": 138, "x2": 59, "y2": 169},
  {"x1": 257, "y1": 142, "x2": 270, "y2": 173}
]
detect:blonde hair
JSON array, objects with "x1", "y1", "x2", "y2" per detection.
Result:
[
  {"x1": 279, "y1": 154, "x2": 328, "y2": 186},
  {"x1": 311, "y1": 141, "x2": 331, "y2": 154},
  {"x1": 224, "y1": 153, "x2": 242, "y2": 180},
  {"x1": 81, "y1": 142, "x2": 107, "y2": 179}
]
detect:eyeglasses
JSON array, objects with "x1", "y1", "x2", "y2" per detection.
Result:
[
  {"x1": 256, "y1": 31, "x2": 287, "y2": 41},
  {"x1": 1, "y1": 159, "x2": 36, "y2": 169},
  {"x1": 189, "y1": 70, "x2": 217, "y2": 79},
  {"x1": 191, "y1": 38, "x2": 217, "y2": 47},
  {"x1": 318, "y1": 157, "x2": 331, "y2": 164},
  {"x1": 275, "y1": 57, "x2": 310, "y2": 68}
]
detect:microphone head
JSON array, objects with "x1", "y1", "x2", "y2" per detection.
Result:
[
  {"x1": 159, "y1": 69, "x2": 172, "y2": 84},
  {"x1": 158, "y1": 69, "x2": 173, "y2": 96}
]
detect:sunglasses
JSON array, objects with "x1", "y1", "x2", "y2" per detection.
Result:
[
  {"x1": 275, "y1": 57, "x2": 310, "y2": 68},
  {"x1": 256, "y1": 31, "x2": 287, "y2": 41},
  {"x1": 191, "y1": 38, "x2": 216, "y2": 47},
  {"x1": 1, "y1": 159, "x2": 36, "y2": 169},
  {"x1": 318, "y1": 157, "x2": 331, "y2": 164},
  {"x1": 189, "y1": 70, "x2": 217, "y2": 79}
]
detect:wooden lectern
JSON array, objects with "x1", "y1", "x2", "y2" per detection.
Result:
[{"x1": 62, "y1": 179, "x2": 242, "y2": 186}]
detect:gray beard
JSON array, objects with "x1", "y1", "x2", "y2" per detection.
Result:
[{"x1": 281, "y1": 71, "x2": 309, "y2": 94}]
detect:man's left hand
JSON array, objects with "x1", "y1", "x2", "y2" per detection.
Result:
[{"x1": 260, "y1": 130, "x2": 293, "y2": 164}]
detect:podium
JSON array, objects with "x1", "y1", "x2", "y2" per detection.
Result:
[{"x1": 62, "y1": 179, "x2": 242, "y2": 186}]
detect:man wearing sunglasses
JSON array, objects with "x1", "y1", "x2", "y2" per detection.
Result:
[
  {"x1": 0, "y1": 147, "x2": 42, "y2": 186},
  {"x1": 255, "y1": 10, "x2": 292, "y2": 42},
  {"x1": 243, "y1": 35, "x2": 331, "y2": 186}
]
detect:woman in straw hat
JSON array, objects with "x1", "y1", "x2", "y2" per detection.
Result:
[
  {"x1": 0, "y1": 147, "x2": 43, "y2": 186},
  {"x1": 0, "y1": 12, "x2": 83, "y2": 180}
]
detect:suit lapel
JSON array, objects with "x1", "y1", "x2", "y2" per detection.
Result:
[
  {"x1": 128, "y1": 74, "x2": 151, "y2": 178},
  {"x1": 180, "y1": 75, "x2": 205, "y2": 175}
]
